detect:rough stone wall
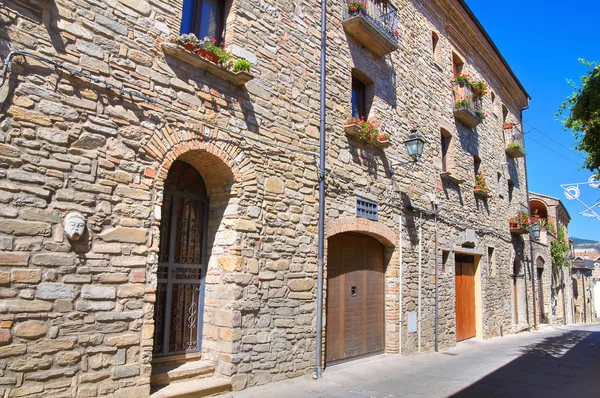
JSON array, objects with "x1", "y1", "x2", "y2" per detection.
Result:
[{"x1": 0, "y1": 0, "x2": 531, "y2": 396}]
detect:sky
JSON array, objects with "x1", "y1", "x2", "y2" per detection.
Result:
[{"x1": 465, "y1": 0, "x2": 600, "y2": 241}]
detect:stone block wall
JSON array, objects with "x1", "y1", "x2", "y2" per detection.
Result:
[{"x1": 0, "y1": 0, "x2": 532, "y2": 396}]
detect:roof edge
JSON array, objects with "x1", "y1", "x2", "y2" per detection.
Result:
[{"x1": 457, "y1": 0, "x2": 531, "y2": 101}]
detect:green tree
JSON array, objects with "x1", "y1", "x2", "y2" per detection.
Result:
[
  {"x1": 551, "y1": 224, "x2": 570, "y2": 268},
  {"x1": 558, "y1": 59, "x2": 600, "y2": 176}
]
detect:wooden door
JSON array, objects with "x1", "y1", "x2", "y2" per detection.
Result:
[
  {"x1": 455, "y1": 255, "x2": 476, "y2": 341},
  {"x1": 326, "y1": 234, "x2": 384, "y2": 364}
]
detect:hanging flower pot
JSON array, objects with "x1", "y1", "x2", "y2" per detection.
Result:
[{"x1": 504, "y1": 123, "x2": 514, "y2": 129}]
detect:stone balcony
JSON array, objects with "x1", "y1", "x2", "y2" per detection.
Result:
[
  {"x1": 504, "y1": 123, "x2": 526, "y2": 158},
  {"x1": 342, "y1": 0, "x2": 400, "y2": 56},
  {"x1": 452, "y1": 82, "x2": 483, "y2": 128}
]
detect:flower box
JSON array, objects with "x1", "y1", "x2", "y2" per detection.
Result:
[
  {"x1": 344, "y1": 121, "x2": 390, "y2": 150},
  {"x1": 509, "y1": 223, "x2": 529, "y2": 235},
  {"x1": 161, "y1": 43, "x2": 254, "y2": 86},
  {"x1": 194, "y1": 48, "x2": 220, "y2": 64}
]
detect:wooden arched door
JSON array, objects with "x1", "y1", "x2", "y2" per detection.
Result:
[
  {"x1": 153, "y1": 160, "x2": 209, "y2": 357},
  {"x1": 326, "y1": 234, "x2": 385, "y2": 364}
]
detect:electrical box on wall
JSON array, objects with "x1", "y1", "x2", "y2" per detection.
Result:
[
  {"x1": 407, "y1": 312, "x2": 417, "y2": 333},
  {"x1": 463, "y1": 228, "x2": 477, "y2": 247}
]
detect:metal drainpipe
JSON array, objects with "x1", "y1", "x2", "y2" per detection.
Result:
[
  {"x1": 398, "y1": 214, "x2": 403, "y2": 354},
  {"x1": 434, "y1": 214, "x2": 439, "y2": 352},
  {"x1": 314, "y1": 0, "x2": 327, "y2": 380},
  {"x1": 417, "y1": 212, "x2": 422, "y2": 353},
  {"x1": 520, "y1": 107, "x2": 536, "y2": 330}
]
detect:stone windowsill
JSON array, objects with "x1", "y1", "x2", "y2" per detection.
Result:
[
  {"x1": 161, "y1": 43, "x2": 254, "y2": 87},
  {"x1": 440, "y1": 171, "x2": 465, "y2": 185}
]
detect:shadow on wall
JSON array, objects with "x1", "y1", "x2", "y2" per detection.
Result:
[
  {"x1": 449, "y1": 328, "x2": 600, "y2": 397},
  {"x1": 348, "y1": 39, "x2": 397, "y2": 110},
  {"x1": 1, "y1": 0, "x2": 66, "y2": 55}
]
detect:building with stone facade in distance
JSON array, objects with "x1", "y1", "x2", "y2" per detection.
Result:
[{"x1": 0, "y1": 0, "x2": 577, "y2": 397}]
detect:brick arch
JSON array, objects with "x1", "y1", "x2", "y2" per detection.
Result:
[
  {"x1": 142, "y1": 122, "x2": 257, "y2": 195},
  {"x1": 327, "y1": 217, "x2": 397, "y2": 248}
]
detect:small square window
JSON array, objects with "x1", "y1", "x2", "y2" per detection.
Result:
[{"x1": 356, "y1": 197, "x2": 378, "y2": 221}]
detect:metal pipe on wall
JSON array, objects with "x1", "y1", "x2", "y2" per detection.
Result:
[
  {"x1": 398, "y1": 214, "x2": 403, "y2": 355},
  {"x1": 314, "y1": 0, "x2": 327, "y2": 380},
  {"x1": 418, "y1": 212, "x2": 422, "y2": 353},
  {"x1": 434, "y1": 215, "x2": 439, "y2": 352}
]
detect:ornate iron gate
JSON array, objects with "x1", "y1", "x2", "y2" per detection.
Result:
[{"x1": 153, "y1": 161, "x2": 209, "y2": 357}]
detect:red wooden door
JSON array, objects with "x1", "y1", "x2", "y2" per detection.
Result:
[
  {"x1": 455, "y1": 255, "x2": 476, "y2": 341},
  {"x1": 326, "y1": 234, "x2": 384, "y2": 363}
]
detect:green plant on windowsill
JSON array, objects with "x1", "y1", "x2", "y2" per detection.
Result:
[
  {"x1": 233, "y1": 59, "x2": 251, "y2": 73},
  {"x1": 347, "y1": 117, "x2": 382, "y2": 145},
  {"x1": 474, "y1": 171, "x2": 488, "y2": 193}
]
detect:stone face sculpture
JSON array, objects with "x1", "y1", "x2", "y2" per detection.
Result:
[{"x1": 64, "y1": 212, "x2": 86, "y2": 241}]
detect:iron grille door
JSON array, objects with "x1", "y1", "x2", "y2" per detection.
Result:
[{"x1": 153, "y1": 190, "x2": 208, "y2": 357}]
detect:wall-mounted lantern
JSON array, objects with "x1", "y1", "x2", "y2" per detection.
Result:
[
  {"x1": 404, "y1": 129, "x2": 425, "y2": 162},
  {"x1": 530, "y1": 222, "x2": 541, "y2": 240}
]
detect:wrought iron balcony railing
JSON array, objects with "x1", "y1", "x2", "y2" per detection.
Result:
[
  {"x1": 504, "y1": 123, "x2": 525, "y2": 158},
  {"x1": 342, "y1": 0, "x2": 400, "y2": 56},
  {"x1": 452, "y1": 81, "x2": 483, "y2": 128}
]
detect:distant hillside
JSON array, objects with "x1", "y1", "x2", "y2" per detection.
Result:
[{"x1": 571, "y1": 237, "x2": 600, "y2": 252}]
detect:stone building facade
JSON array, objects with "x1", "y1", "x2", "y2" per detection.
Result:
[
  {"x1": 529, "y1": 192, "x2": 574, "y2": 326},
  {"x1": 0, "y1": 0, "x2": 535, "y2": 397}
]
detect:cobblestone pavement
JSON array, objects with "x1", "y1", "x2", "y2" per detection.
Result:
[{"x1": 229, "y1": 322, "x2": 600, "y2": 398}]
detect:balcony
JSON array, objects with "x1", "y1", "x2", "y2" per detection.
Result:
[
  {"x1": 342, "y1": 1, "x2": 400, "y2": 56},
  {"x1": 452, "y1": 82, "x2": 483, "y2": 128},
  {"x1": 504, "y1": 123, "x2": 525, "y2": 158}
]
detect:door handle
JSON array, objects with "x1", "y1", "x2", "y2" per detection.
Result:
[{"x1": 351, "y1": 286, "x2": 357, "y2": 297}]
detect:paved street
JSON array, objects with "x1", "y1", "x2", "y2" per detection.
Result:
[{"x1": 230, "y1": 323, "x2": 600, "y2": 398}]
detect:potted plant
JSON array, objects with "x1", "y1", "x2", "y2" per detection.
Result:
[
  {"x1": 453, "y1": 73, "x2": 472, "y2": 86},
  {"x1": 347, "y1": 1, "x2": 366, "y2": 13},
  {"x1": 474, "y1": 171, "x2": 488, "y2": 195},
  {"x1": 377, "y1": 133, "x2": 390, "y2": 144},
  {"x1": 507, "y1": 141, "x2": 521, "y2": 150},
  {"x1": 471, "y1": 80, "x2": 488, "y2": 97},
  {"x1": 509, "y1": 211, "x2": 531, "y2": 230},
  {"x1": 169, "y1": 33, "x2": 200, "y2": 52},
  {"x1": 455, "y1": 97, "x2": 471, "y2": 110},
  {"x1": 233, "y1": 59, "x2": 251, "y2": 73}
]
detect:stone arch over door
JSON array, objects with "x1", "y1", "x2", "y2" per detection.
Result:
[{"x1": 142, "y1": 129, "x2": 259, "y2": 376}]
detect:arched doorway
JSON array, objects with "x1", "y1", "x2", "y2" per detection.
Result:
[
  {"x1": 153, "y1": 160, "x2": 209, "y2": 357},
  {"x1": 513, "y1": 257, "x2": 527, "y2": 326},
  {"x1": 536, "y1": 257, "x2": 545, "y2": 324},
  {"x1": 325, "y1": 233, "x2": 385, "y2": 364}
]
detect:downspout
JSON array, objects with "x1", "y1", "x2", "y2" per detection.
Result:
[
  {"x1": 314, "y1": 0, "x2": 326, "y2": 380},
  {"x1": 520, "y1": 106, "x2": 536, "y2": 330},
  {"x1": 398, "y1": 214, "x2": 403, "y2": 354},
  {"x1": 418, "y1": 212, "x2": 422, "y2": 353},
  {"x1": 434, "y1": 214, "x2": 439, "y2": 352},
  {"x1": 561, "y1": 266, "x2": 567, "y2": 324}
]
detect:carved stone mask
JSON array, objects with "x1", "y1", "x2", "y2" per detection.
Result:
[{"x1": 64, "y1": 212, "x2": 86, "y2": 241}]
